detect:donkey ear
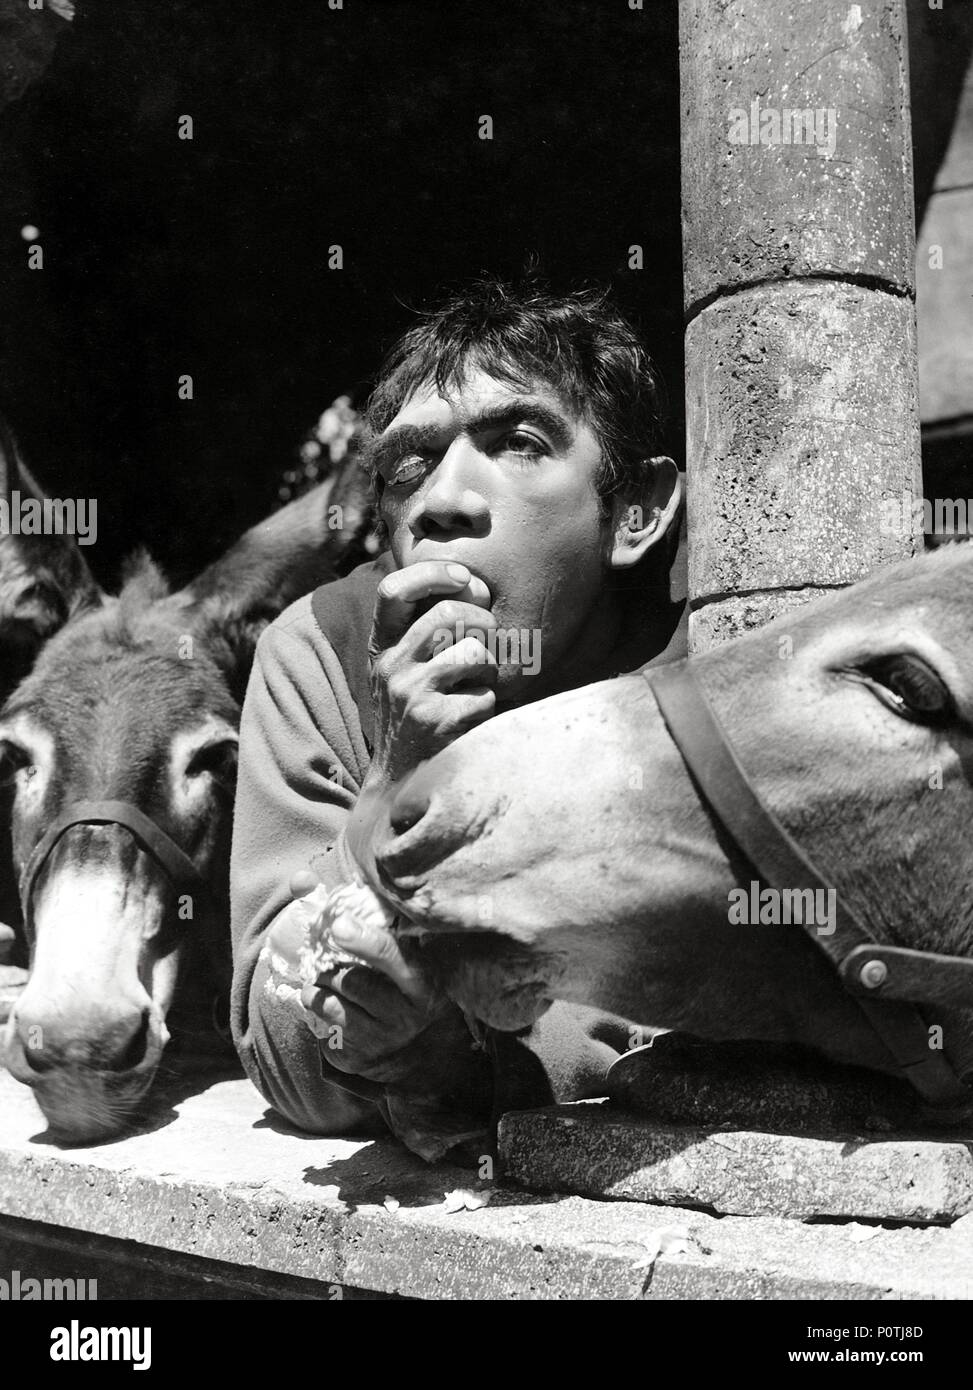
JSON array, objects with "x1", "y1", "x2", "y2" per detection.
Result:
[
  {"x1": 0, "y1": 414, "x2": 46, "y2": 505},
  {"x1": 0, "y1": 414, "x2": 103, "y2": 695},
  {"x1": 172, "y1": 463, "x2": 376, "y2": 683}
]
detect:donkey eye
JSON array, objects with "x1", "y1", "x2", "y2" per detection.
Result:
[
  {"x1": 862, "y1": 654, "x2": 954, "y2": 725},
  {"x1": 185, "y1": 739, "x2": 238, "y2": 785},
  {"x1": 19, "y1": 580, "x2": 56, "y2": 606},
  {"x1": 0, "y1": 740, "x2": 32, "y2": 784},
  {"x1": 15, "y1": 579, "x2": 66, "y2": 628}
]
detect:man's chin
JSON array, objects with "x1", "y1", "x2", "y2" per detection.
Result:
[{"x1": 494, "y1": 663, "x2": 548, "y2": 709}]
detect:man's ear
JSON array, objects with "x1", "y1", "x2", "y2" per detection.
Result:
[{"x1": 608, "y1": 457, "x2": 683, "y2": 570}]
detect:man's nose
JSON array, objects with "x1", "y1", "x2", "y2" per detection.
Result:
[{"x1": 410, "y1": 438, "x2": 490, "y2": 541}]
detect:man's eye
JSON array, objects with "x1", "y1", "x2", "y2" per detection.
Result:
[
  {"x1": 385, "y1": 454, "x2": 428, "y2": 488},
  {"x1": 499, "y1": 431, "x2": 546, "y2": 459}
]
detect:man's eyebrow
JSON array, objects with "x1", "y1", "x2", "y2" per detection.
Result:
[
  {"x1": 461, "y1": 399, "x2": 575, "y2": 452},
  {"x1": 367, "y1": 397, "x2": 576, "y2": 476}
]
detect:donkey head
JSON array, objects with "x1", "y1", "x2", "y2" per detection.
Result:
[
  {"x1": 0, "y1": 464, "x2": 374, "y2": 1140},
  {"x1": 0, "y1": 418, "x2": 104, "y2": 937},
  {"x1": 357, "y1": 544, "x2": 973, "y2": 1089}
]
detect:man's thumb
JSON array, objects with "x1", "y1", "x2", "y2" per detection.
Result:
[{"x1": 330, "y1": 909, "x2": 426, "y2": 1002}]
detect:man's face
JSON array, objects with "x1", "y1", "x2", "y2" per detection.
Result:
[{"x1": 372, "y1": 369, "x2": 612, "y2": 696}]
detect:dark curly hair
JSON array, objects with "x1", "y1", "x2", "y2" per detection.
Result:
[{"x1": 363, "y1": 276, "x2": 671, "y2": 512}]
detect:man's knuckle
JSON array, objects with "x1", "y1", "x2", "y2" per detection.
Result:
[
  {"x1": 408, "y1": 691, "x2": 436, "y2": 721},
  {"x1": 376, "y1": 574, "x2": 401, "y2": 600},
  {"x1": 374, "y1": 937, "x2": 402, "y2": 967},
  {"x1": 386, "y1": 669, "x2": 412, "y2": 703},
  {"x1": 300, "y1": 984, "x2": 323, "y2": 1015},
  {"x1": 429, "y1": 599, "x2": 461, "y2": 625}
]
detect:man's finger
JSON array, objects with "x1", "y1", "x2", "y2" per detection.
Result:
[
  {"x1": 301, "y1": 981, "x2": 345, "y2": 1025},
  {"x1": 369, "y1": 562, "x2": 491, "y2": 655},
  {"x1": 312, "y1": 962, "x2": 425, "y2": 1025},
  {"x1": 328, "y1": 909, "x2": 428, "y2": 1003},
  {"x1": 289, "y1": 869, "x2": 320, "y2": 899},
  {"x1": 428, "y1": 688, "x2": 498, "y2": 732},
  {"x1": 405, "y1": 602, "x2": 499, "y2": 662},
  {"x1": 299, "y1": 987, "x2": 379, "y2": 1059},
  {"x1": 426, "y1": 637, "x2": 500, "y2": 690}
]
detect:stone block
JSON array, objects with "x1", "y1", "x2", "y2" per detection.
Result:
[
  {"x1": 681, "y1": 0, "x2": 915, "y2": 307},
  {"x1": 690, "y1": 586, "x2": 831, "y2": 652},
  {"x1": 686, "y1": 280, "x2": 921, "y2": 613},
  {"x1": 499, "y1": 1101, "x2": 973, "y2": 1223}
]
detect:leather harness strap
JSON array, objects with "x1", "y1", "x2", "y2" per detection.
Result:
[
  {"x1": 19, "y1": 799, "x2": 209, "y2": 945},
  {"x1": 647, "y1": 660, "x2": 973, "y2": 1107}
]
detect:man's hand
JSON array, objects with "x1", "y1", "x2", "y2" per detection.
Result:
[
  {"x1": 366, "y1": 560, "x2": 497, "y2": 786},
  {"x1": 299, "y1": 896, "x2": 469, "y2": 1086},
  {"x1": 297, "y1": 562, "x2": 499, "y2": 1080}
]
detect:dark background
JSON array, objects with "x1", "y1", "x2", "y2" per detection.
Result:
[{"x1": 0, "y1": 0, "x2": 683, "y2": 587}]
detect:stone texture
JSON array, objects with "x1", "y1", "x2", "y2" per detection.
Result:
[
  {"x1": 500, "y1": 1101, "x2": 973, "y2": 1223},
  {"x1": 681, "y1": 0, "x2": 915, "y2": 309},
  {"x1": 686, "y1": 281, "x2": 922, "y2": 616},
  {"x1": 3, "y1": 1067, "x2": 973, "y2": 1298},
  {"x1": 690, "y1": 586, "x2": 832, "y2": 652},
  {"x1": 0, "y1": 1213, "x2": 396, "y2": 1300}
]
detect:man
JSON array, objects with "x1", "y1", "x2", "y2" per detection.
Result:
[{"x1": 229, "y1": 278, "x2": 686, "y2": 1160}]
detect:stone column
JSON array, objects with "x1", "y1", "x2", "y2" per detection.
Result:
[{"x1": 680, "y1": 0, "x2": 923, "y2": 651}]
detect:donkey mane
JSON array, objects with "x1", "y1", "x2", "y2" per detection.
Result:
[
  {"x1": 118, "y1": 550, "x2": 172, "y2": 609},
  {"x1": 73, "y1": 555, "x2": 182, "y2": 655}
]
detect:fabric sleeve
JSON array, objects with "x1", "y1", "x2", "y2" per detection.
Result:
[
  {"x1": 229, "y1": 600, "x2": 494, "y2": 1149},
  {"x1": 229, "y1": 603, "x2": 382, "y2": 1134}
]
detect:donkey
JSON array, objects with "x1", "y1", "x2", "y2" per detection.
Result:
[
  {"x1": 0, "y1": 444, "x2": 375, "y2": 1141},
  {"x1": 1, "y1": 421, "x2": 105, "y2": 938},
  {"x1": 349, "y1": 543, "x2": 973, "y2": 1102}
]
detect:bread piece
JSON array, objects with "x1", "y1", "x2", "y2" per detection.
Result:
[{"x1": 294, "y1": 881, "x2": 395, "y2": 984}]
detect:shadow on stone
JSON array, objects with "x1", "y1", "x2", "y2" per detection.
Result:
[
  {"x1": 606, "y1": 1034, "x2": 935, "y2": 1135},
  {"x1": 22, "y1": 1054, "x2": 244, "y2": 1150},
  {"x1": 299, "y1": 1142, "x2": 554, "y2": 1217}
]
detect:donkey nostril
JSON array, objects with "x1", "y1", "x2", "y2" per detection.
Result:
[
  {"x1": 12, "y1": 1014, "x2": 55, "y2": 1073},
  {"x1": 18, "y1": 1036, "x2": 55, "y2": 1074},
  {"x1": 13, "y1": 1006, "x2": 153, "y2": 1072},
  {"x1": 390, "y1": 778, "x2": 435, "y2": 836},
  {"x1": 114, "y1": 1010, "x2": 151, "y2": 1071}
]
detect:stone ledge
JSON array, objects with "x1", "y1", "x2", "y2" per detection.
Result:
[
  {"x1": 2, "y1": 1069, "x2": 973, "y2": 1299},
  {"x1": 0, "y1": 1213, "x2": 398, "y2": 1300}
]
